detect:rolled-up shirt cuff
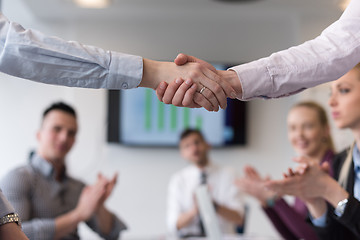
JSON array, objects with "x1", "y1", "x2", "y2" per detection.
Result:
[
  {"x1": 107, "y1": 51, "x2": 143, "y2": 90},
  {"x1": 100, "y1": 214, "x2": 127, "y2": 240},
  {"x1": 0, "y1": 190, "x2": 15, "y2": 218}
]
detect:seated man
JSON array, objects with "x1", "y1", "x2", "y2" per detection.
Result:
[
  {"x1": 0, "y1": 102, "x2": 126, "y2": 240},
  {"x1": 167, "y1": 129, "x2": 244, "y2": 238}
]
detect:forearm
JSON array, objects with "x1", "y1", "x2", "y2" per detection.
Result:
[
  {"x1": 323, "y1": 177, "x2": 349, "y2": 208},
  {"x1": 0, "y1": 13, "x2": 143, "y2": 90},
  {"x1": 306, "y1": 198, "x2": 328, "y2": 219},
  {"x1": 54, "y1": 209, "x2": 82, "y2": 239},
  {"x1": 0, "y1": 223, "x2": 29, "y2": 240},
  {"x1": 215, "y1": 203, "x2": 243, "y2": 225},
  {"x1": 140, "y1": 58, "x2": 164, "y2": 89},
  {"x1": 218, "y1": 70, "x2": 243, "y2": 99},
  {"x1": 311, "y1": 195, "x2": 360, "y2": 239},
  {"x1": 229, "y1": 0, "x2": 360, "y2": 100},
  {"x1": 94, "y1": 206, "x2": 113, "y2": 235},
  {"x1": 176, "y1": 208, "x2": 197, "y2": 230}
]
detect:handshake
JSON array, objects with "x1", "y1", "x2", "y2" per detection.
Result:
[{"x1": 141, "y1": 53, "x2": 243, "y2": 112}]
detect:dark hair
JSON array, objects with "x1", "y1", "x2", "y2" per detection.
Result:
[
  {"x1": 43, "y1": 102, "x2": 76, "y2": 119},
  {"x1": 180, "y1": 128, "x2": 205, "y2": 142}
]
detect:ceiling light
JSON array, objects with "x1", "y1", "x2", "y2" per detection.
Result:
[
  {"x1": 74, "y1": 0, "x2": 111, "y2": 8},
  {"x1": 339, "y1": 0, "x2": 351, "y2": 11}
]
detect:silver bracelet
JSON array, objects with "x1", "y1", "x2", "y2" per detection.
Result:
[{"x1": 0, "y1": 213, "x2": 21, "y2": 227}]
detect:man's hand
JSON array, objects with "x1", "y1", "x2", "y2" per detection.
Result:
[
  {"x1": 155, "y1": 54, "x2": 243, "y2": 111},
  {"x1": 141, "y1": 59, "x2": 234, "y2": 111},
  {"x1": 156, "y1": 78, "x2": 201, "y2": 109},
  {"x1": 75, "y1": 179, "x2": 107, "y2": 221},
  {"x1": 174, "y1": 53, "x2": 218, "y2": 73},
  {"x1": 55, "y1": 174, "x2": 117, "y2": 238},
  {"x1": 97, "y1": 172, "x2": 118, "y2": 207},
  {"x1": 174, "y1": 54, "x2": 242, "y2": 99}
]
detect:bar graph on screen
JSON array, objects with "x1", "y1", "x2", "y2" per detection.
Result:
[
  {"x1": 119, "y1": 88, "x2": 224, "y2": 146},
  {"x1": 143, "y1": 89, "x2": 203, "y2": 132},
  {"x1": 107, "y1": 63, "x2": 247, "y2": 147}
]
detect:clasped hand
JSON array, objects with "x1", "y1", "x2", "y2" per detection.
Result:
[{"x1": 149, "y1": 54, "x2": 243, "y2": 112}]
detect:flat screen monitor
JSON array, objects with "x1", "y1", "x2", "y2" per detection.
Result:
[{"x1": 107, "y1": 63, "x2": 247, "y2": 147}]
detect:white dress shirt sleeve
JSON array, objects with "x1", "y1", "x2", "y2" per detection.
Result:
[
  {"x1": 0, "y1": 12, "x2": 143, "y2": 90},
  {"x1": 230, "y1": 0, "x2": 360, "y2": 100}
]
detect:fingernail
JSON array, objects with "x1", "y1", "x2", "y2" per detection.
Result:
[
  {"x1": 159, "y1": 82, "x2": 166, "y2": 89},
  {"x1": 191, "y1": 84, "x2": 197, "y2": 89},
  {"x1": 231, "y1": 92, "x2": 237, "y2": 99},
  {"x1": 175, "y1": 78, "x2": 183, "y2": 84},
  {"x1": 185, "y1": 79, "x2": 192, "y2": 85}
]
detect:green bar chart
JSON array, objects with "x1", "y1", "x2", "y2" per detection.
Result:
[
  {"x1": 121, "y1": 88, "x2": 223, "y2": 146},
  {"x1": 143, "y1": 89, "x2": 203, "y2": 132}
]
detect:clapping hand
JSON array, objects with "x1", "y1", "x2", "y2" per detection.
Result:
[
  {"x1": 264, "y1": 157, "x2": 331, "y2": 201},
  {"x1": 75, "y1": 172, "x2": 118, "y2": 221}
]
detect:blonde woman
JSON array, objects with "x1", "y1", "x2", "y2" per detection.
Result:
[
  {"x1": 267, "y1": 63, "x2": 360, "y2": 239},
  {"x1": 237, "y1": 101, "x2": 334, "y2": 240}
]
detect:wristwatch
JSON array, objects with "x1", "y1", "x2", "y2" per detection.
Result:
[
  {"x1": 0, "y1": 213, "x2": 21, "y2": 227},
  {"x1": 335, "y1": 198, "x2": 348, "y2": 217}
]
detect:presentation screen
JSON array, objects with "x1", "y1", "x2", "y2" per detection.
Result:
[{"x1": 107, "y1": 63, "x2": 247, "y2": 147}]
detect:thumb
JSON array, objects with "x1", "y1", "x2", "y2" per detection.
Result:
[
  {"x1": 174, "y1": 53, "x2": 218, "y2": 73},
  {"x1": 321, "y1": 161, "x2": 330, "y2": 173},
  {"x1": 174, "y1": 53, "x2": 192, "y2": 66}
]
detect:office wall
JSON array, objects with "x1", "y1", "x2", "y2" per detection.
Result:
[{"x1": 0, "y1": 1, "x2": 345, "y2": 239}]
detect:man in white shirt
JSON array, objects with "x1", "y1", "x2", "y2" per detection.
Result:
[{"x1": 167, "y1": 129, "x2": 244, "y2": 238}]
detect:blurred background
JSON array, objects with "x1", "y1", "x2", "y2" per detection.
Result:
[{"x1": 0, "y1": 0, "x2": 354, "y2": 238}]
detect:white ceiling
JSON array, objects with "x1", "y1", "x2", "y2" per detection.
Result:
[
  {"x1": 3, "y1": 0, "x2": 345, "y2": 63},
  {"x1": 19, "y1": 0, "x2": 343, "y2": 22}
]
